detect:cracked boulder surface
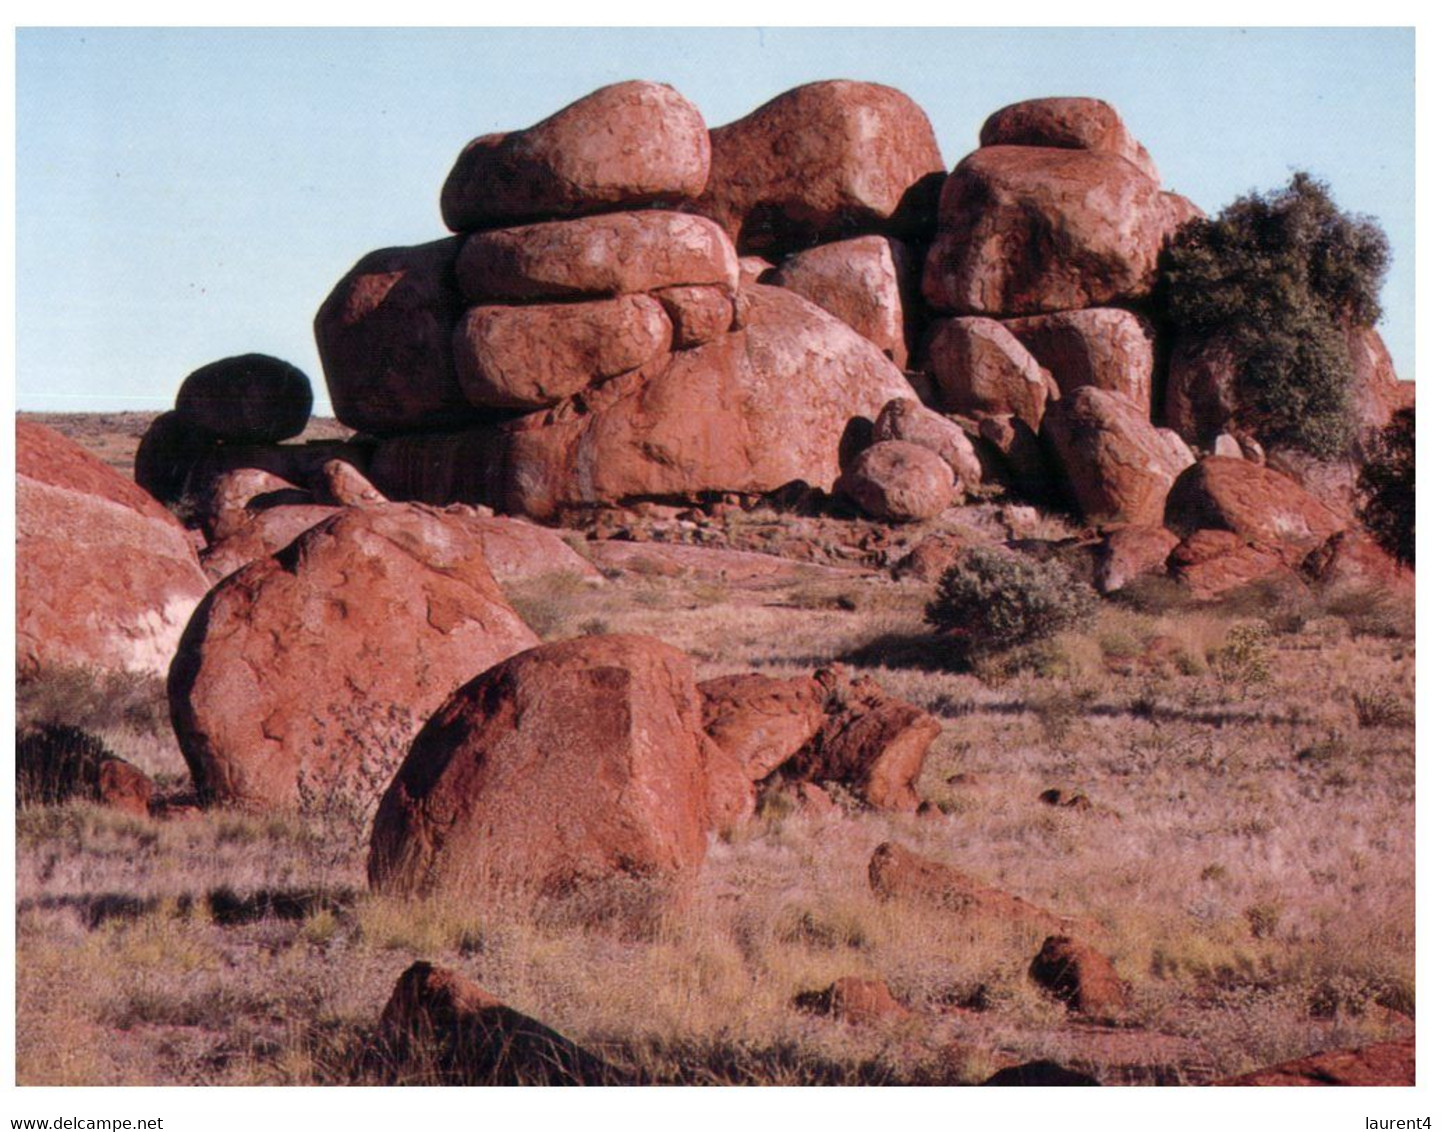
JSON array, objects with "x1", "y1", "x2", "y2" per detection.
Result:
[
  {"x1": 167, "y1": 504, "x2": 539, "y2": 816},
  {"x1": 368, "y1": 634, "x2": 712, "y2": 917}
]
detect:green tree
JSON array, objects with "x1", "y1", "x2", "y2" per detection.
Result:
[{"x1": 1160, "y1": 172, "x2": 1391, "y2": 459}]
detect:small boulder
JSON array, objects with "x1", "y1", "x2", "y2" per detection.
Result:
[
  {"x1": 980, "y1": 97, "x2": 1159, "y2": 182},
  {"x1": 456, "y1": 211, "x2": 738, "y2": 304},
  {"x1": 380, "y1": 961, "x2": 621, "y2": 1085},
  {"x1": 1093, "y1": 525, "x2": 1180, "y2": 593},
  {"x1": 769, "y1": 236, "x2": 915, "y2": 367},
  {"x1": 922, "y1": 316, "x2": 1056, "y2": 430},
  {"x1": 311, "y1": 459, "x2": 387, "y2": 508},
  {"x1": 692, "y1": 80, "x2": 945, "y2": 258},
  {"x1": 1028, "y1": 935, "x2": 1127, "y2": 1018},
  {"x1": 794, "y1": 977, "x2": 908, "y2": 1024},
  {"x1": 873, "y1": 398, "x2": 983, "y2": 493},
  {"x1": 16, "y1": 723, "x2": 153, "y2": 817},
  {"x1": 1167, "y1": 529, "x2": 1295, "y2": 601},
  {"x1": 200, "y1": 467, "x2": 309, "y2": 541},
  {"x1": 868, "y1": 842, "x2": 1065, "y2": 938},
  {"x1": 1004, "y1": 308, "x2": 1155, "y2": 414},
  {"x1": 174, "y1": 354, "x2": 313, "y2": 443},
  {"x1": 198, "y1": 504, "x2": 343, "y2": 583},
  {"x1": 651, "y1": 285, "x2": 736, "y2": 348},
  {"x1": 440, "y1": 81, "x2": 711, "y2": 231},
  {"x1": 840, "y1": 441, "x2": 955, "y2": 523},
  {"x1": 699, "y1": 673, "x2": 827, "y2": 781}
]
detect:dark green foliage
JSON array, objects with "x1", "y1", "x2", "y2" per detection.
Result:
[
  {"x1": 1359, "y1": 406, "x2": 1415, "y2": 567},
  {"x1": 925, "y1": 546, "x2": 1096, "y2": 662},
  {"x1": 1160, "y1": 172, "x2": 1391, "y2": 459}
]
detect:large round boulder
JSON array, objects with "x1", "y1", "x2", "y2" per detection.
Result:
[
  {"x1": 980, "y1": 97, "x2": 1160, "y2": 183},
  {"x1": 440, "y1": 81, "x2": 711, "y2": 232},
  {"x1": 1003, "y1": 308, "x2": 1155, "y2": 414},
  {"x1": 168, "y1": 504, "x2": 539, "y2": 816},
  {"x1": 840, "y1": 441, "x2": 955, "y2": 523},
  {"x1": 1043, "y1": 386, "x2": 1195, "y2": 527},
  {"x1": 456, "y1": 211, "x2": 738, "y2": 304},
  {"x1": 923, "y1": 146, "x2": 1175, "y2": 317},
  {"x1": 314, "y1": 238, "x2": 473, "y2": 436},
  {"x1": 17, "y1": 421, "x2": 210, "y2": 678},
  {"x1": 921, "y1": 316, "x2": 1057, "y2": 430},
  {"x1": 368, "y1": 635, "x2": 712, "y2": 909},
  {"x1": 691, "y1": 80, "x2": 945, "y2": 258},
  {"x1": 175, "y1": 354, "x2": 313, "y2": 443},
  {"x1": 769, "y1": 236, "x2": 915, "y2": 367},
  {"x1": 1163, "y1": 457, "x2": 1348, "y2": 560}
]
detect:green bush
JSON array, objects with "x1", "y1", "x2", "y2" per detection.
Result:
[
  {"x1": 925, "y1": 547, "x2": 1096, "y2": 663},
  {"x1": 1160, "y1": 172, "x2": 1391, "y2": 459},
  {"x1": 1359, "y1": 406, "x2": 1414, "y2": 567}
]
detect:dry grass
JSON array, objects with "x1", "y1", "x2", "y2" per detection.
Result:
[{"x1": 15, "y1": 556, "x2": 1414, "y2": 1086}]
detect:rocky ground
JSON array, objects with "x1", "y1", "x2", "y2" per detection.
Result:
[{"x1": 15, "y1": 413, "x2": 1414, "y2": 1087}]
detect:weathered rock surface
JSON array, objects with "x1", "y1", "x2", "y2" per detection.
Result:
[
  {"x1": 1004, "y1": 308, "x2": 1155, "y2": 413},
  {"x1": 769, "y1": 236, "x2": 914, "y2": 366},
  {"x1": 923, "y1": 146, "x2": 1175, "y2": 316},
  {"x1": 368, "y1": 635, "x2": 711, "y2": 907},
  {"x1": 692, "y1": 80, "x2": 945, "y2": 258},
  {"x1": 198, "y1": 504, "x2": 342, "y2": 583},
  {"x1": 975, "y1": 414, "x2": 1055, "y2": 500},
  {"x1": 841, "y1": 441, "x2": 955, "y2": 523},
  {"x1": 1216, "y1": 1037, "x2": 1414, "y2": 1087},
  {"x1": 174, "y1": 354, "x2": 313, "y2": 443},
  {"x1": 17, "y1": 422, "x2": 209, "y2": 678},
  {"x1": 1028, "y1": 935, "x2": 1127, "y2": 1018},
  {"x1": 311, "y1": 459, "x2": 387, "y2": 508},
  {"x1": 1300, "y1": 529, "x2": 1414, "y2": 595},
  {"x1": 381, "y1": 962, "x2": 622, "y2": 1085},
  {"x1": 794, "y1": 978, "x2": 909, "y2": 1024},
  {"x1": 1163, "y1": 457, "x2": 1347, "y2": 560},
  {"x1": 370, "y1": 285, "x2": 917, "y2": 519},
  {"x1": 440, "y1": 81, "x2": 710, "y2": 232},
  {"x1": 1093, "y1": 525, "x2": 1179, "y2": 593},
  {"x1": 980, "y1": 97, "x2": 1160, "y2": 183},
  {"x1": 454, "y1": 295, "x2": 673, "y2": 410},
  {"x1": 868, "y1": 842, "x2": 1067, "y2": 937},
  {"x1": 873, "y1": 398, "x2": 983, "y2": 492},
  {"x1": 315, "y1": 238, "x2": 472, "y2": 436},
  {"x1": 456, "y1": 211, "x2": 738, "y2": 303},
  {"x1": 1166, "y1": 529, "x2": 1294, "y2": 600},
  {"x1": 699, "y1": 673, "x2": 827, "y2": 780},
  {"x1": 169, "y1": 505, "x2": 539, "y2": 815},
  {"x1": 200, "y1": 468, "x2": 309, "y2": 541},
  {"x1": 651, "y1": 284, "x2": 736, "y2": 348},
  {"x1": 922, "y1": 317, "x2": 1056, "y2": 430},
  {"x1": 1044, "y1": 387, "x2": 1194, "y2": 527}
]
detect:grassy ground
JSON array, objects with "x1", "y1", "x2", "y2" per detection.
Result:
[{"x1": 15, "y1": 550, "x2": 1415, "y2": 1085}]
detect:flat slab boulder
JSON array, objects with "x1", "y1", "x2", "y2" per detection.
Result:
[
  {"x1": 17, "y1": 422, "x2": 209, "y2": 678},
  {"x1": 840, "y1": 441, "x2": 955, "y2": 523},
  {"x1": 454, "y1": 295, "x2": 672, "y2": 410},
  {"x1": 1044, "y1": 387, "x2": 1194, "y2": 527},
  {"x1": 1216, "y1": 1037, "x2": 1414, "y2": 1087},
  {"x1": 456, "y1": 211, "x2": 738, "y2": 303},
  {"x1": 980, "y1": 98, "x2": 1160, "y2": 183},
  {"x1": 368, "y1": 635, "x2": 711, "y2": 911},
  {"x1": 922, "y1": 316, "x2": 1056, "y2": 431},
  {"x1": 175, "y1": 354, "x2": 313, "y2": 443},
  {"x1": 168, "y1": 505, "x2": 539, "y2": 815},
  {"x1": 692, "y1": 80, "x2": 945, "y2": 258},
  {"x1": 315, "y1": 238, "x2": 472, "y2": 436},
  {"x1": 381, "y1": 962, "x2": 622, "y2": 1085},
  {"x1": 440, "y1": 81, "x2": 710, "y2": 231},
  {"x1": 769, "y1": 236, "x2": 914, "y2": 367},
  {"x1": 1004, "y1": 308, "x2": 1155, "y2": 413},
  {"x1": 1163, "y1": 457, "x2": 1347, "y2": 560},
  {"x1": 923, "y1": 146, "x2": 1175, "y2": 317}
]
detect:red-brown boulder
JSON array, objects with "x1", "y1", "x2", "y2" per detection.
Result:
[
  {"x1": 975, "y1": 414, "x2": 1054, "y2": 499},
  {"x1": 651, "y1": 285, "x2": 736, "y2": 348},
  {"x1": 1216, "y1": 1037, "x2": 1414, "y2": 1086},
  {"x1": 198, "y1": 503, "x2": 342, "y2": 583},
  {"x1": 840, "y1": 441, "x2": 955, "y2": 523},
  {"x1": 17, "y1": 422, "x2": 209, "y2": 678},
  {"x1": 368, "y1": 635, "x2": 711, "y2": 909},
  {"x1": 311, "y1": 459, "x2": 387, "y2": 508},
  {"x1": 1300, "y1": 528, "x2": 1414, "y2": 595},
  {"x1": 381, "y1": 962, "x2": 621, "y2": 1085},
  {"x1": 923, "y1": 146, "x2": 1174, "y2": 316},
  {"x1": 1044, "y1": 387, "x2": 1194, "y2": 527},
  {"x1": 169, "y1": 505, "x2": 539, "y2": 815},
  {"x1": 456, "y1": 211, "x2": 738, "y2": 304},
  {"x1": 440, "y1": 81, "x2": 710, "y2": 232},
  {"x1": 1004, "y1": 308, "x2": 1155, "y2": 413},
  {"x1": 200, "y1": 467, "x2": 309, "y2": 541},
  {"x1": 868, "y1": 842, "x2": 1067, "y2": 938},
  {"x1": 922, "y1": 317, "x2": 1056, "y2": 430},
  {"x1": 371, "y1": 285, "x2": 917, "y2": 520},
  {"x1": 873, "y1": 398, "x2": 983, "y2": 492},
  {"x1": 454, "y1": 295, "x2": 672, "y2": 410},
  {"x1": 16, "y1": 723, "x2": 154, "y2": 817},
  {"x1": 134, "y1": 410, "x2": 216, "y2": 506},
  {"x1": 315, "y1": 238, "x2": 473, "y2": 436},
  {"x1": 769, "y1": 236, "x2": 914, "y2": 367},
  {"x1": 980, "y1": 97, "x2": 1159, "y2": 182},
  {"x1": 794, "y1": 977, "x2": 909, "y2": 1024},
  {"x1": 1163, "y1": 457, "x2": 1347, "y2": 560},
  {"x1": 699, "y1": 672, "x2": 828, "y2": 780},
  {"x1": 1093, "y1": 525, "x2": 1179, "y2": 593},
  {"x1": 1167, "y1": 529, "x2": 1295, "y2": 600},
  {"x1": 174, "y1": 354, "x2": 313, "y2": 443},
  {"x1": 1028, "y1": 935, "x2": 1127, "y2": 1018},
  {"x1": 692, "y1": 80, "x2": 945, "y2": 258}
]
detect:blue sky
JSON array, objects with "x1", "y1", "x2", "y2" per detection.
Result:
[{"x1": 15, "y1": 27, "x2": 1415, "y2": 415}]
